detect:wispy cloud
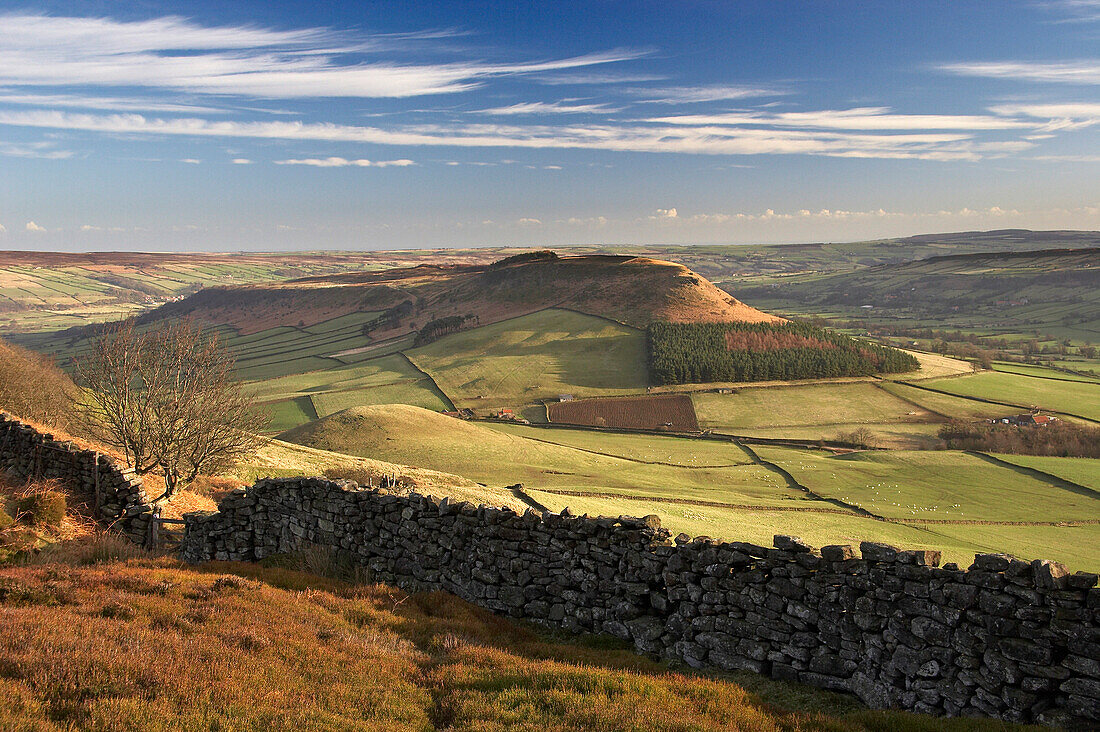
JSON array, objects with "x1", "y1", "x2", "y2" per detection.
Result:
[
  {"x1": 988, "y1": 102, "x2": 1100, "y2": 129},
  {"x1": 0, "y1": 14, "x2": 644, "y2": 99},
  {"x1": 274, "y1": 156, "x2": 415, "y2": 167},
  {"x1": 0, "y1": 91, "x2": 227, "y2": 114},
  {"x1": 231, "y1": 158, "x2": 253, "y2": 164},
  {"x1": 474, "y1": 101, "x2": 616, "y2": 115},
  {"x1": 0, "y1": 140, "x2": 72, "y2": 159},
  {"x1": 939, "y1": 60, "x2": 1100, "y2": 84},
  {"x1": 1039, "y1": 0, "x2": 1100, "y2": 23},
  {"x1": 630, "y1": 84, "x2": 785, "y2": 104},
  {"x1": 0, "y1": 108, "x2": 1038, "y2": 161},
  {"x1": 647, "y1": 107, "x2": 1036, "y2": 130}
]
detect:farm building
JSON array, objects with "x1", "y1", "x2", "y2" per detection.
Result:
[
  {"x1": 990, "y1": 414, "x2": 1058, "y2": 427},
  {"x1": 557, "y1": 394, "x2": 574, "y2": 402}
]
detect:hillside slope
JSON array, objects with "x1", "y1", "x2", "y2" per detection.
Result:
[
  {"x1": 2, "y1": 556, "x2": 1019, "y2": 731},
  {"x1": 134, "y1": 253, "x2": 780, "y2": 335},
  {"x1": 737, "y1": 247, "x2": 1100, "y2": 340}
]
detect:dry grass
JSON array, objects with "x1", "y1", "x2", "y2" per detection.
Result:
[{"x1": 0, "y1": 555, "x2": 1035, "y2": 731}]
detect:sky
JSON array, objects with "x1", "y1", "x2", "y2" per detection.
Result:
[{"x1": 0, "y1": 0, "x2": 1098, "y2": 251}]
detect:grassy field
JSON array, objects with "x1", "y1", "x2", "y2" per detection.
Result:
[
  {"x1": 484, "y1": 423, "x2": 756, "y2": 467},
  {"x1": 524, "y1": 489, "x2": 1063, "y2": 570},
  {"x1": 279, "y1": 406, "x2": 804, "y2": 506},
  {"x1": 276, "y1": 405, "x2": 1100, "y2": 571},
  {"x1": 405, "y1": 309, "x2": 648, "y2": 415},
  {"x1": 877, "y1": 381, "x2": 1019, "y2": 420},
  {"x1": 753, "y1": 446, "x2": 1100, "y2": 523},
  {"x1": 991, "y1": 361, "x2": 1100, "y2": 383},
  {"x1": 992, "y1": 454, "x2": 1100, "y2": 491},
  {"x1": 919, "y1": 371, "x2": 1100, "y2": 421},
  {"x1": 691, "y1": 383, "x2": 942, "y2": 448}
]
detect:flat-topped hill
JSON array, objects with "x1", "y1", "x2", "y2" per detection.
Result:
[{"x1": 136, "y1": 253, "x2": 780, "y2": 335}]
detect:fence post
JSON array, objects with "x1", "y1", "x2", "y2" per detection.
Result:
[
  {"x1": 149, "y1": 507, "x2": 160, "y2": 549},
  {"x1": 92, "y1": 452, "x2": 101, "y2": 517}
]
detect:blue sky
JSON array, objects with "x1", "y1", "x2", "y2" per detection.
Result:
[{"x1": 0, "y1": 0, "x2": 1098, "y2": 251}]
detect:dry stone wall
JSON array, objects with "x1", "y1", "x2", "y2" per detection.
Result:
[
  {"x1": 0, "y1": 412, "x2": 154, "y2": 543},
  {"x1": 182, "y1": 475, "x2": 1100, "y2": 727}
]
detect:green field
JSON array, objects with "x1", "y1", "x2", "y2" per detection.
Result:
[
  {"x1": 406, "y1": 309, "x2": 648, "y2": 413},
  {"x1": 691, "y1": 382, "x2": 943, "y2": 448},
  {"x1": 526, "y1": 489, "x2": 1100, "y2": 571},
  {"x1": 275, "y1": 404, "x2": 1100, "y2": 571},
  {"x1": 991, "y1": 361, "x2": 1100, "y2": 383},
  {"x1": 485, "y1": 423, "x2": 756, "y2": 467},
  {"x1": 877, "y1": 380, "x2": 1019, "y2": 420},
  {"x1": 279, "y1": 405, "x2": 802, "y2": 505},
  {"x1": 993, "y1": 454, "x2": 1100, "y2": 491},
  {"x1": 920, "y1": 371, "x2": 1100, "y2": 421},
  {"x1": 753, "y1": 446, "x2": 1100, "y2": 523},
  {"x1": 247, "y1": 353, "x2": 451, "y2": 432}
]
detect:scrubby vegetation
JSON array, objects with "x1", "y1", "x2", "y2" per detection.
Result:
[
  {"x1": 647, "y1": 322, "x2": 918, "y2": 385},
  {"x1": 0, "y1": 551, "x2": 1039, "y2": 731},
  {"x1": 0, "y1": 337, "x2": 77, "y2": 429},
  {"x1": 487, "y1": 249, "x2": 559, "y2": 268},
  {"x1": 938, "y1": 420, "x2": 1100, "y2": 458}
]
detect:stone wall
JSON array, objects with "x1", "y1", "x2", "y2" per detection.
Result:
[
  {"x1": 0, "y1": 412, "x2": 154, "y2": 543},
  {"x1": 182, "y1": 476, "x2": 1099, "y2": 727}
]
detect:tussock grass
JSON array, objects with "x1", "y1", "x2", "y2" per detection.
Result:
[{"x1": 0, "y1": 556, "x2": 1036, "y2": 731}]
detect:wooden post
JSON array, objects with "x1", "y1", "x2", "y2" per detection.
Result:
[
  {"x1": 149, "y1": 507, "x2": 160, "y2": 549},
  {"x1": 92, "y1": 452, "x2": 101, "y2": 517}
]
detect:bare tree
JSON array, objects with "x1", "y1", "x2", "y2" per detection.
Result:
[
  {"x1": 76, "y1": 320, "x2": 158, "y2": 472},
  {"x1": 78, "y1": 319, "x2": 265, "y2": 504}
]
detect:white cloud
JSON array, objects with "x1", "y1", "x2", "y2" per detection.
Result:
[
  {"x1": 231, "y1": 158, "x2": 253, "y2": 164},
  {"x1": 631, "y1": 85, "x2": 784, "y2": 104},
  {"x1": 543, "y1": 164, "x2": 562, "y2": 169},
  {"x1": 648, "y1": 107, "x2": 1036, "y2": 131},
  {"x1": 655, "y1": 207, "x2": 678, "y2": 218},
  {"x1": 180, "y1": 158, "x2": 201, "y2": 164},
  {"x1": 0, "y1": 140, "x2": 72, "y2": 159},
  {"x1": 0, "y1": 14, "x2": 645, "y2": 99},
  {"x1": 517, "y1": 217, "x2": 542, "y2": 225},
  {"x1": 988, "y1": 102, "x2": 1100, "y2": 129},
  {"x1": 475, "y1": 101, "x2": 615, "y2": 115},
  {"x1": 274, "y1": 156, "x2": 415, "y2": 167},
  {"x1": 0, "y1": 222, "x2": 5, "y2": 233},
  {"x1": 0, "y1": 92, "x2": 227, "y2": 114},
  {"x1": 25, "y1": 220, "x2": 45, "y2": 232},
  {"x1": 0, "y1": 108, "x2": 1038, "y2": 161},
  {"x1": 939, "y1": 60, "x2": 1100, "y2": 84}
]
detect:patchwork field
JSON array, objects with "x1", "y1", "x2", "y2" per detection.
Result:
[
  {"x1": 275, "y1": 405, "x2": 1100, "y2": 571},
  {"x1": 919, "y1": 371, "x2": 1100, "y2": 421},
  {"x1": 405, "y1": 309, "x2": 648, "y2": 415},
  {"x1": 691, "y1": 382, "x2": 942, "y2": 448},
  {"x1": 279, "y1": 406, "x2": 797, "y2": 505}
]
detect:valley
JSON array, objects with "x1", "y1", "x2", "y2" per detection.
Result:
[{"x1": 7, "y1": 233, "x2": 1098, "y2": 573}]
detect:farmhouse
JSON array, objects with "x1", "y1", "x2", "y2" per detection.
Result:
[
  {"x1": 991, "y1": 413, "x2": 1058, "y2": 427},
  {"x1": 557, "y1": 393, "x2": 574, "y2": 402}
]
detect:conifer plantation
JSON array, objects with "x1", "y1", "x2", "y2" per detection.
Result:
[{"x1": 647, "y1": 321, "x2": 919, "y2": 385}]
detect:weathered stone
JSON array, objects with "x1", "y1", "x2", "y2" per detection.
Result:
[{"x1": 821, "y1": 544, "x2": 854, "y2": 562}]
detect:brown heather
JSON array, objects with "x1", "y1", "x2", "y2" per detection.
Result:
[{"x1": 0, "y1": 556, "x2": 1036, "y2": 732}]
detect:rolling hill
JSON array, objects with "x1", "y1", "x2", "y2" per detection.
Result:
[{"x1": 130, "y1": 252, "x2": 781, "y2": 336}]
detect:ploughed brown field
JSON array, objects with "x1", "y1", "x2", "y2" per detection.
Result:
[{"x1": 547, "y1": 394, "x2": 699, "y2": 431}]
